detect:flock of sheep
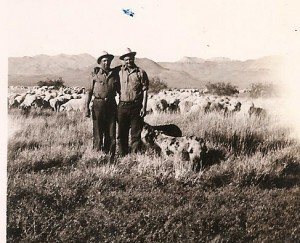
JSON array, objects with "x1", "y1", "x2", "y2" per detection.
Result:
[
  {"x1": 8, "y1": 86, "x2": 87, "y2": 112},
  {"x1": 7, "y1": 86, "x2": 265, "y2": 117},
  {"x1": 8, "y1": 85, "x2": 267, "y2": 170},
  {"x1": 147, "y1": 89, "x2": 243, "y2": 115}
]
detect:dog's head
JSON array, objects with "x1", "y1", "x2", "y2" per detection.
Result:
[
  {"x1": 187, "y1": 136, "x2": 207, "y2": 154},
  {"x1": 141, "y1": 122, "x2": 157, "y2": 146}
]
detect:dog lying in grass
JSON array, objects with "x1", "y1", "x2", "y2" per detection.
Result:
[
  {"x1": 141, "y1": 122, "x2": 182, "y2": 151},
  {"x1": 141, "y1": 123, "x2": 207, "y2": 172}
]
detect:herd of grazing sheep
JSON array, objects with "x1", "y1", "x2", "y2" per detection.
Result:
[
  {"x1": 7, "y1": 85, "x2": 270, "y2": 172},
  {"x1": 7, "y1": 86, "x2": 265, "y2": 117},
  {"x1": 8, "y1": 85, "x2": 87, "y2": 112},
  {"x1": 146, "y1": 89, "x2": 243, "y2": 115}
]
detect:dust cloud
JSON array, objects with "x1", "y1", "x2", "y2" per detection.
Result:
[{"x1": 277, "y1": 53, "x2": 300, "y2": 141}]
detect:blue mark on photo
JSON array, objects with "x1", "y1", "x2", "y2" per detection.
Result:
[{"x1": 122, "y1": 8, "x2": 135, "y2": 17}]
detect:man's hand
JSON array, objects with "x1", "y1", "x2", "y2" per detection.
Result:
[
  {"x1": 140, "y1": 107, "x2": 147, "y2": 117},
  {"x1": 84, "y1": 108, "x2": 91, "y2": 118}
]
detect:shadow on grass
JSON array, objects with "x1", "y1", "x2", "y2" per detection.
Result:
[
  {"x1": 203, "y1": 148, "x2": 227, "y2": 167},
  {"x1": 260, "y1": 160, "x2": 300, "y2": 189},
  {"x1": 8, "y1": 140, "x2": 41, "y2": 160},
  {"x1": 83, "y1": 157, "x2": 112, "y2": 168},
  {"x1": 204, "y1": 173, "x2": 233, "y2": 189},
  {"x1": 33, "y1": 154, "x2": 82, "y2": 173},
  {"x1": 238, "y1": 159, "x2": 300, "y2": 189},
  {"x1": 209, "y1": 130, "x2": 291, "y2": 157},
  {"x1": 8, "y1": 153, "x2": 83, "y2": 174}
]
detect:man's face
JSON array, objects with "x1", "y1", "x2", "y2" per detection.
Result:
[
  {"x1": 100, "y1": 57, "x2": 111, "y2": 70},
  {"x1": 123, "y1": 56, "x2": 135, "y2": 68}
]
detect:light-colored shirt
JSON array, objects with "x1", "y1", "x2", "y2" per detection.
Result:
[
  {"x1": 87, "y1": 67, "x2": 119, "y2": 100},
  {"x1": 118, "y1": 65, "x2": 149, "y2": 102}
]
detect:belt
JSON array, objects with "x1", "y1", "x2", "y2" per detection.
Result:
[
  {"x1": 119, "y1": 100, "x2": 140, "y2": 105},
  {"x1": 94, "y1": 97, "x2": 113, "y2": 101}
]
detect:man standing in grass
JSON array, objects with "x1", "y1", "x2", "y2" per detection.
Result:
[
  {"x1": 85, "y1": 51, "x2": 120, "y2": 162},
  {"x1": 117, "y1": 48, "x2": 149, "y2": 156}
]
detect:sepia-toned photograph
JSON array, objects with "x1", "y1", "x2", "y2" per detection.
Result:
[{"x1": 5, "y1": 0, "x2": 300, "y2": 242}]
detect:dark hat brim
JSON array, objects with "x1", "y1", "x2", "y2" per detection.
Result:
[
  {"x1": 97, "y1": 54, "x2": 114, "y2": 64},
  {"x1": 120, "y1": 51, "x2": 136, "y2": 60}
]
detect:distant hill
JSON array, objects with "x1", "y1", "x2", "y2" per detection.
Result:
[
  {"x1": 8, "y1": 54, "x2": 283, "y2": 89},
  {"x1": 177, "y1": 56, "x2": 206, "y2": 63},
  {"x1": 158, "y1": 56, "x2": 283, "y2": 88},
  {"x1": 8, "y1": 54, "x2": 96, "y2": 75}
]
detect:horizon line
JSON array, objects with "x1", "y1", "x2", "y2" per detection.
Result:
[{"x1": 7, "y1": 53, "x2": 284, "y2": 63}]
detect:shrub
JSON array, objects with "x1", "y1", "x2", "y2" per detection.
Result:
[
  {"x1": 37, "y1": 77, "x2": 65, "y2": 89},
  {"x1": 205, "y1": 82, "x2": 239, "y2": 96},
  {"x1": 249, "y1": 82, "x2": 278, "y2": 98},
  {"x1": 149, "y1": 77, "x2": 168, "y2": 94}
]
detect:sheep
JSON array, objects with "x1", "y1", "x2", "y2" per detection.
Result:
[
  {"x1": 248, "y1": 103, "x2": 266, "y2": 117},
  {"x1": 59, "y1": 98, "x2": 85, "y2": 112}
]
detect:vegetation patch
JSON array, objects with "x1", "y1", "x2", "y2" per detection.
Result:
[
  {"x1": 205, "y1": 82, "x2": 239, "y2": 96},
  {"x1": 7, "y1": 99, "x2": 300, "y2": 242}
]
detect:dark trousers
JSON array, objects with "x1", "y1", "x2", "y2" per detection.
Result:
[
  {"x1": 117, "y1": 102, "x2": 143, "y2": 156},
  {"x1": 92, "y1": 99, "x2": 116, "y2": 158}
]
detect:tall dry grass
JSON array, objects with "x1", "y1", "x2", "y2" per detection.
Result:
[{"x1": 7, "y1": 99, "x2": 300, "y2": 242}]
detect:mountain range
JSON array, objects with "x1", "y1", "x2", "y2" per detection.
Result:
[{"x1": 8, "y1": 54, "x2": 283, "y2": 89}]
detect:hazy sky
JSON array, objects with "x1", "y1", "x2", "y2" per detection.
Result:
[{"x1": 6, "y1": 0, "x2": 300, "y2": 61}]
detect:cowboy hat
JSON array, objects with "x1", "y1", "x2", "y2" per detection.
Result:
[
  {"x1": 119, "y1": 48, "x2": 136, "y2": 60},
  {"x1": 97, "y1": 51, "x2": 114, "y2": 64}
]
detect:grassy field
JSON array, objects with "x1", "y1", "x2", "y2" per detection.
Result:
[{"x1": 7, "y1": 99, "x2": 300, "y2": 242}]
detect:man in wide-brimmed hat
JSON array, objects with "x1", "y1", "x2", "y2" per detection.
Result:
[
  {"x1": 116, "y1": 48, "x2": 149, "y2": 156},
  {"x1": 119, "y1": 48, "x2": 136, "y2": 61},
  {"x1": 85, "y1": 51, "x2": 120, "y2": 162}
]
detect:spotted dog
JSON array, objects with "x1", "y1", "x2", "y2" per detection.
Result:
[
  {"x1": 141, "y1": 122, "x2": 182, "y2": 150},
  {"x1": 141, "y1": 123, "x2": 207, "y2": 172}
]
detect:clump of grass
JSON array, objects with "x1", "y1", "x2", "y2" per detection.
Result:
[
  {"x1": 7, "y1": 170, "x2": 96, "y2": 242},
  {"x1": 7, "y1": 98, "x2": 300, "y2": 242},
  {"x1": 8, "y1": 139, "x2": 41, "y2": 160},
  {"x1": 146, "y1": 109, "x2": 293, "y2": 157},
  {"x1": 8, "y1": 146, "x2": 83, "y2": 174},
  {"x1": 199, "y1": 145, "x2": 300, "y2": 189}
]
